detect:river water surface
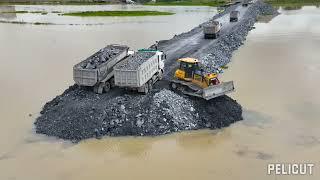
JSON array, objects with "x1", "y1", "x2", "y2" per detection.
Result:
[{"x1": 0, "y1": 5, "x2": 319, "y2": 180}]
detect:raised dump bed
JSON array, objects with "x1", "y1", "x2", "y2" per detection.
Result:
[
  {"x1": 73, "y1": 44, "x2": 129, "y2": 88},
  {"x1": 114, "y1": 50, "x2": 165, "y2": 94}
]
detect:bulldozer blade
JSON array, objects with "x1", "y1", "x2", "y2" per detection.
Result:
[{"x1": 201, "y1": 81, "x2": 235, "y2": 100}]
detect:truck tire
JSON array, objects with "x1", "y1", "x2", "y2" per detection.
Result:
[
  {"x1": 158, "y1": 70, "x2": 163, "y2": 80},
  {"x1": 143, "y1": 84, "x2": 149, "y2": 95},
  {"x1": 93, "y1": 83, "x2": 104, "y2": 94},
  {"x1": 110, "y1": 77, "x2": 115, "y2": 88},
  {"x1": 214, "y1": 33, "x2": 217, "y2": 39},
  {"x1": 104, "y1": 82, "x2": 111, "y2": 92},
  {"x1": 148, "y1": 80, "x2": 153, "y2": 90},
  {"x1": 170, "y1": 82, "x2": 177, "y2": 90}
]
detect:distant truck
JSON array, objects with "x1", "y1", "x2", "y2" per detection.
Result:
[
  {"x1": 203, "y1": 20, "x2": 222, "y2": 39},
  {"x1": 73, "y1": 44, "x2": 131, "y2": 94},
  {"x1": 230, "y1": 10, "x2": 240, "y2": 22},
  {"x1": 114, "y1": 49, "x2": 166, "y2": 94},
  {"x1": 242, "y1": 0, "x2": 251, "y2": 7}
]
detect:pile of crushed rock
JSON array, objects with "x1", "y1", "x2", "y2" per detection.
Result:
[{"x1": 35, "y1": 85, "x2": 242, "y2": 142}]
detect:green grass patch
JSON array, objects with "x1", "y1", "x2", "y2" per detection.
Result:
[
  {"x1": 63, "y1": 10, "x2": 175, "y2": 17},
  {"x1": 266, "y1": 0, "x2": 320, "y2": 8},
  {"x1": 144, "y1": 0, "x2": 226, "y2": 7},
  {"x1": 0, "y1": 1, "x2": 112, "y2": 5},
  {"x1": 0, "y1": 11, "x2": 50, "y2": 14},
  {"x1": 0, "y1": 10, "x2": 28, "y2": 13}
]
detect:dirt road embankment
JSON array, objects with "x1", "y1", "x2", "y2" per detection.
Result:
[{"x1": 35, "y1": 0, "x2": 277, "y2": 142}]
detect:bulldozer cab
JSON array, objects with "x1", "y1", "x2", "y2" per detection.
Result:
[{"x1": 176, "y1": 58, "x2": 200, "y2": 79}]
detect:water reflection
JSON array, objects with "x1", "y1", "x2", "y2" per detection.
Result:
[
  {"x1": 0, "y1": 5, "x2": 216, "y2": 25},
  {"x1": 0, "y1": 5, "x2": 320, "y2": 180},
  {"x1": 175, "y1": 130, "x2": 229, "y2": 150},
  {"x1": 0, "y1": 6, "x2": 17, "y2": 20}
]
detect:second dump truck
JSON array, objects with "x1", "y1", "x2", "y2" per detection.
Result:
[
  {"x1": 203, "y1": 20, "x2": 222, "y2": 39},
  {"x1": 114, "y1": 49, "x2": 165, "y2": 94}
]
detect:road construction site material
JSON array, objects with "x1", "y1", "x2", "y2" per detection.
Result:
[
  {"x1": 34, "y1": 0, "x2": 278, "y2": 141},
  {"x1": 114, "y1": 51, "x2": 155, "y2": 70},
  {"x1": 73, "y1": 44, "x2": 129, "y2": 86}
]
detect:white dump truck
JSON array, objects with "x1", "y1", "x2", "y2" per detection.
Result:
[
  {"x1": 203, "y1": 20, "x2": 222, "y2": 39},
  {"x1": 230, "y1": 10, "x2": 240, "y2": 22},
  {"x1": 242, "y1": 0, "x2": 252, "y2": 7},
  {"x1": 114, "y1": 49, "x2": 166, "y2": 94},
  {"x1": 73, "y1": 44, "x2": 131, "y2": 93}
]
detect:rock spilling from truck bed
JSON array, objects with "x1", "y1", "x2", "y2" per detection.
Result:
[
  {"x1": 115, "y1": 51, "x2": 156, "y2": 70},
  {"x1": 34, "y1": 0, "x2": 278, "y2": 141},
  {"x1": 35, "y1": 85, "x2": 241, "y2": 141},
  {"x1": 79, "y1": 45, "x2": 129, "y2": 69}
]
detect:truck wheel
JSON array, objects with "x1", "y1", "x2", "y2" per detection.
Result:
[
  {"x1": 170, "y1": 82, "x2": 177, "y2": 90},
  {"x1": 110, "y1": 77, "x2": 115, "y2": 88},
  {"x1": 148, "y1": 80, "x2": 153, "y2": 90},
  {"x1": 93, "y1": 83, "x2": 104, "y2": 94},
  {"x1": 158, "y1": 70, "x2": 163, "y2": 80},
  {"x1": 104, "y1": 82, "x2": 111, "y2": 92},
  {"x1": 143, "y1": 84, "x2": 149, "y2": 95}
]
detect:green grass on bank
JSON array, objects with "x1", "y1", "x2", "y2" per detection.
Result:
[
  {"x1": 266, "y1": 0, "x2": 320, "y2": 8},
  {"x1": 0, "y1": 11, "x2": 51, "y2": 14},
  {"x1": 0, "y1": 1, "x2": 112, "y2": 5},
  {"x1": 0, "y1": 10, "x2": 28, "y2": 13},
  {"x1": 0, "y1": 0, "x2": 227, "y2": 6},
  {"x1": 144, "y1": 0, "x2": 226, "y2": 7},
  {"x1": 63, "y1": 10, "x2": 175, "y2": 16}
]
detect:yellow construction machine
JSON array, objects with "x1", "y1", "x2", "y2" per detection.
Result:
[{"x1": 170, "y1": 58, "x2": 234, "y2": 100}]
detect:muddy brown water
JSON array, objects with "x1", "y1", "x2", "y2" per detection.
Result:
[{"x1": 0, "y1": 5, "x2": 320, "y2": 180}]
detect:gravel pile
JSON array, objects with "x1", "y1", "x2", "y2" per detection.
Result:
[
  {"x1": 115, "y1": 51, "x2": 155, "y2": 70},
  {"x1": 35, "y1": 85, "x2": 242, "y2": 141},
  {"x1": 78, "y1": 45, "x2": 127, "y2": 69}
]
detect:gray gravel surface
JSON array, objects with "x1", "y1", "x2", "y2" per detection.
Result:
[
  {"x1": 34, "y1": 0, "x2": 277, "y2": 141},
  {"x1": 35, "y1": 84, "x2": 242, "y2": 141},
  {"x1": 78, "y1": 45, "x2": 127, "y2": 69},
  {"x1": 115, "y1": 51, "x2": 156, "y2": 70}
]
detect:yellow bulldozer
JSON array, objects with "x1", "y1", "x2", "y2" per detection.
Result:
[{"x1": 170, "y1": 58, "x2": 235, "y2": 100}]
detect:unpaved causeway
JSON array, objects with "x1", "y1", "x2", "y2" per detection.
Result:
[{"x1": 35, "y1": 0, "x2": 277, "y2": 142}]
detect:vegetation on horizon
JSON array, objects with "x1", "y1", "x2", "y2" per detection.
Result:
[
  {"x1": 63, "y1": 10, "x2": 175, "y2": 16},
  {"x1": 0, "y1": 1, "x2": 112, "y2": 5},
  {"x1": 144, "y1": 0, "x2": 226, "y2": 7},
  {"x1": 266, "y1": 0, "x2": 320, "y2": 8}
]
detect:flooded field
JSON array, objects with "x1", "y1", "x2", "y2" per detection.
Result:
[
  {"x1": 0, "y1": 5, "x2": 216, "y2": 25},
  {"x1": 0, "y1": 5, "x2": 319, "y2": 180}
]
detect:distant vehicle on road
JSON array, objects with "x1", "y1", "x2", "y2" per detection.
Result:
[
  {"x1": 230, "y1": 10, "x2": 240, "y2": 22},
  {"x1": 203, "y1": 20, "x2": 222, "y2": 39}
]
